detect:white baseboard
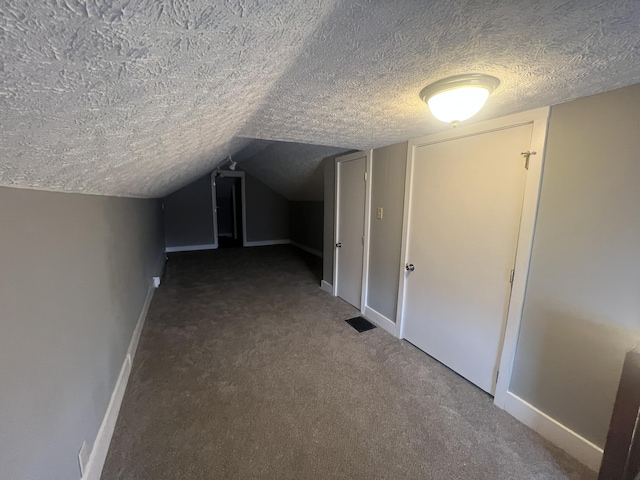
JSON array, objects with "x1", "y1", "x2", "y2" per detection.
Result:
[
  {"x1": 165, "y1": 243, "x2": 217, "y2": 253},
  {"x1": 244, "y1": 239, "x2": 291, "y2": 247},
  {"x1": 502, "y1": 391, "x2": 603, "y2": 472},
  {"x1": 363, "y1": 305, "x2": 397, "y2": 337},
  {"x1": 152, "y1": 252, "x2": 167, "y2": 287},
  {"x1": 82, "y1": 277, "x2": 157, "y2": 480},
  {"x1": 320, "y1": 280, "x2": 334, "y2": 295},
  {"x1": 290, "y1": 240, "x2": 323, "y2": 258}
]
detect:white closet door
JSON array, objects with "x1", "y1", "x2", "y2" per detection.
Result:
[
  {"x1": 403, "y1": 124, "x2": 532, "y2": 394},
  {"x1": 335, "y1": 154, "x2": 366, "y2": 309}
]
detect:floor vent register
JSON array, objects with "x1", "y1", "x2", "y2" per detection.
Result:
[{"x1": 345, "y1": 316, "x2": 376, "y2": 333}]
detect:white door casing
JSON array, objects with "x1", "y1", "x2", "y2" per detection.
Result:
[
  {"x1": 396, "y1": 108, "x2": 549, "y2": 400},
  {"x1": 211, "y1": 171, "x2": 248, "y2": 248},
  {"x1": 334, "y1": 151, "x2": 371, "y2": 309}
]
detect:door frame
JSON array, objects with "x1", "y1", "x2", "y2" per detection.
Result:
[
  {"x1": 333, "y1": 150, "x2": 373, "y2": 313},
  {"x1": 211, "y1": 171, "x2": 248, "y2": 248},
  {"x1": 395, "y1": 107, "x2": 550, "y2": 407}
]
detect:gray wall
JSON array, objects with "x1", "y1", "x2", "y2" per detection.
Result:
[
  {"x1": 367, "y1": 142, "x2": 407, "y2": 321},
  {"x1": 0, "y1": 186, "x2": 164, "y2": 480},
  {"x1": 323, "y1": 155, "x2": 337, "y2": 284},
  {"x1": 290, "y1": 201, "x2": 323, "y2": 253},
  {"x1": 164, "y1": 174, "x2": 214, "y2": 248},
  {"x1": 164, "y1": 172, "x2": 290, "y2": 247},
  {"x1": 510, "y1": 84, "x2": 640, "y2": 447},
  {"x1": 245, "y1": 172, "x2": 290, "y2": 242}
]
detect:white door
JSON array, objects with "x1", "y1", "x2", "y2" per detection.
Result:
[
  {"x1": 335, "y1": 153, "x2": 367, "y2": 309},
  {"x1": 402, "y1": 124, "x2": 532, "y2": 394}
]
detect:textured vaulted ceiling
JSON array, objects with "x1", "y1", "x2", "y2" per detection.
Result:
[
  {"x1": 2, "y1": 0, "x2": 639, "y2": 199},
  {"x1": 239, "y1": 141, "x2": 348, "y2": 201}
]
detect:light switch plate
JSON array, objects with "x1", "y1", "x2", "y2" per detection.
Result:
[{"x1": 377, "y1": 207, "x2": 383, "y2": 219}]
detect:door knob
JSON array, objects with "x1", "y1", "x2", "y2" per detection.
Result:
[
  {"x1": 406, "y1": 263, "x2": 415, "y2": 272},
  {"x1": 336, "y1": 242, "x2": 342, "y2": 248}
]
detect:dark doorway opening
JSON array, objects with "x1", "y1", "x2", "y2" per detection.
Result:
[{"x1": 216, "y1": 176, "x2": 243, "y2": 248}]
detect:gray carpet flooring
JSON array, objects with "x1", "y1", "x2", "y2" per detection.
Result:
[{"x1": 102, "y1": 246, "x2": 595, "y2": 479}]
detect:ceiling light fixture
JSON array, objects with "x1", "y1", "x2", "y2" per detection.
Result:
[
  {"x1": 215, "y1": 156, "x2": 237, "y2": 176},
  {"x1": 214, "y1": 155, "x2": 236, "y2": 177},
  {"x1": 420, "y1": 74, "x2": 500, "y2": 124},
  {"x1": 224, "y1": 155, "x2": 237, "y2": 170}
]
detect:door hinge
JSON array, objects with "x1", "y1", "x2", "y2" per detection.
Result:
[
  {"x1": 520, "y1": 151, "x2": 536, "y2": 170},
  {"x1": 509, "y1": 269, "x2": 515, "y2": 284},
  {"x1": 364, "y1": 171, "x2": 368, "y2": 182},
  {"x1": 496, "y1": 370, "x2": 500, "y2": 383}
]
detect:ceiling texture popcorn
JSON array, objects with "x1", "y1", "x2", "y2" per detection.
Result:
[{"x1": 2, "y1": 0, "x2": 639, "y2": 199}]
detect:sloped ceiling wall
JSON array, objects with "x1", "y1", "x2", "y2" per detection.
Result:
[
  {"x1": 2, "y1": 0, "x2": 639, "y2": 199},
  {"x1": 239, "y1": 142, "x2": 347, "y2": 201},
  {"x1": 1, "y1": 1, "x2": 340, "y2": 198}
]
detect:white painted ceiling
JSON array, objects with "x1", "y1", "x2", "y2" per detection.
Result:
[{"x1": 2, "y1": 0, "x2": 639, "y2": 199}]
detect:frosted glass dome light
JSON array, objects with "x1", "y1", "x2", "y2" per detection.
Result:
[
  {"x1": 420, "y1": 74, "x2": 500, "y2": 124},
  {"x1": 427, "y1": 86, "x2": 489, "y2": 123}
]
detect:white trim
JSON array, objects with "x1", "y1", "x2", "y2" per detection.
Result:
[
  {"x1": 320, "y1": 280, "x2": 334, "y2": 295},
  {"x1": 396, "y1": 107, "x2": 551, "y2": 398},
  {"x1": 244, "y1": 239, "x2": 290, "y2": 247},
  {"x1": 363, "y1": 305, "x2": 396, "y2": 336},
  {"x1": 332, "y1": 154, "x2": 340, "y2": 297},
  {"x1": 395, "y1": 139, "x2": 414, "y2": 338},
  {"x1": 410, "y1": 108, "x2": 550, "y2": 145},
  {"x1": 503, "y1": 391, "x2": 603, "y2": 472},
  {"x1": 212, "y1": 171, "x2": 247, "y2": 247},
  {"x1": 360, "y1": 150, "x2": 373, "y2": 315},
  {"x1": 83, "y1": 352, "x2": 132, "y2": 480},
  {"x1": 333, "y1": 153, "x2": 352, "y2": 297},
  {"x1": 493, "y1": 108, "x2": 551, "y2": 407},
  {"x1": 290, "y1": 240, "x2": 323, "y2": 258},
  {"x1": 82, "y1": 268, "x2": 159, "y2": 480},
  {"x1": 165, "y1": 243, "x2": 217, "y2": 253}
]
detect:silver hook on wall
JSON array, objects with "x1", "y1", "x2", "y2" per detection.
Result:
[{"x1": 521, "y1": 151, "x2": 537, "y2": 170}]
